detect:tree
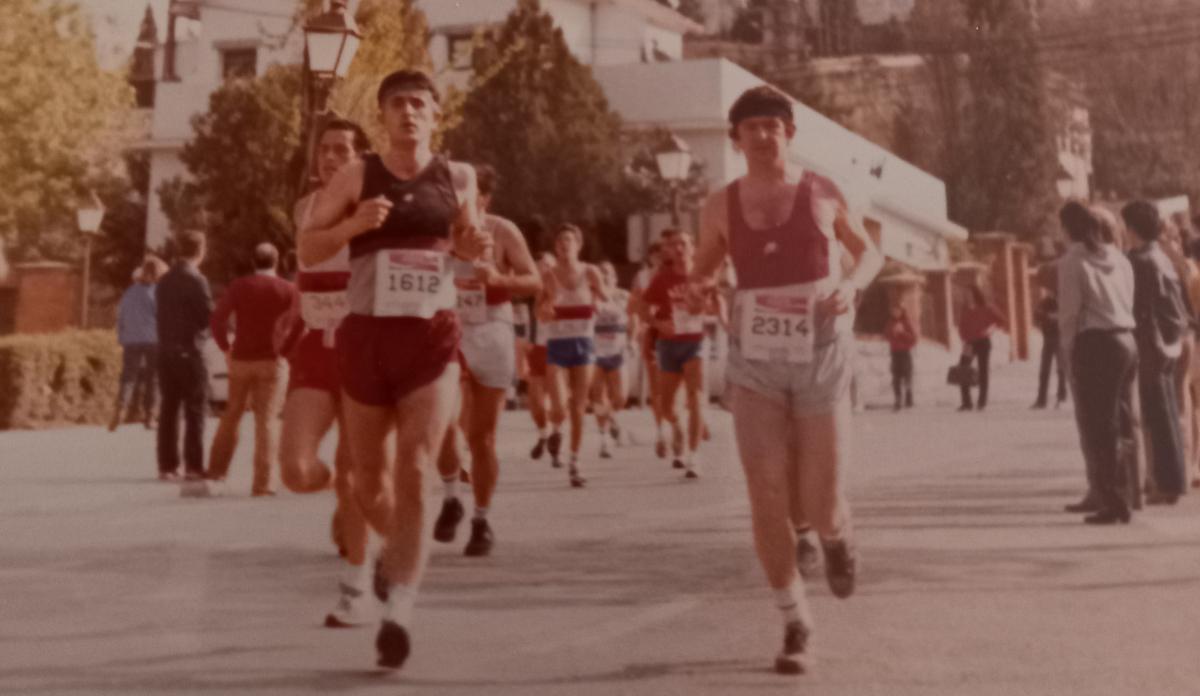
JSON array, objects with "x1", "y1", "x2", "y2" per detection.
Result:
[
  {"x1": 0, "y1": 0, "x2": 134, "y2": 262},
  {"x1": 159, "y1": 65, "x2": 304, "y2": 282},
  {"x1": 442, "y1": 0, "x2": 631, "y2": 251},
  {"x1": 654, "y1": 0, "x2": 707, "y2": 25}
]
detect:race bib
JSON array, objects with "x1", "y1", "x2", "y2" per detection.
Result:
[
  {"x1": 594, "y1": 324, "x2": 626, "y2": 357},
  {"x1": 373, "y1": 250, "x2": 453, "y2": 318},
  {"x1": 547, "y1": 317, "x2": 595, "y2": 341},
  {"x1": 740, "y1": 286, "x2": 817, "y2": 364},
  {"x1": 455, "y1": 278, "x2": 486, "y2": 324},
  {"x1": 672, "y1": 303, "x2": 705, "y2": 335},
  {"x1": 300, "y1": 290, "x2": 349, "y2": 331}
]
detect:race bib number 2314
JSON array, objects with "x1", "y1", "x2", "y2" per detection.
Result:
[{"x1": 741, "y1": 288, "x2": 816, "y2": 364}]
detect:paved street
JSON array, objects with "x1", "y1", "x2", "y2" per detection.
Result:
[{"x1": 2, "y1": 359, "x2": 1200, "y2": 695}]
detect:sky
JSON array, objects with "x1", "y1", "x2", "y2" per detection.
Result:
[{"x1": 77, "y1": 0, "x2": 170, "y2": 69}]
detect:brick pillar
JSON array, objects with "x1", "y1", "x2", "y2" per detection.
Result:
[
  {"x1": 973, "y1": 234, "x2": 1018, "y2": 361},
  {"x1": 1011, "y1": 245, "x2": 1033, "y2": 361},
  {"x1": 12, "y1": 262, "x2": 78, "y2": 334}
]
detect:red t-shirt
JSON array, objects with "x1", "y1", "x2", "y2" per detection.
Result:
[
  {"x1": 643, "y1": 266, "x2": 704, "y2": 343},
  {"x1": 885, "y1": 316, "x2": 917, "y2": 352},
  {"x1": 211, "y1": 272, "x2": 299, "y2": 361},
  {"x1": 959, "y1": 304, "x2": 1003, "y2": 343}
]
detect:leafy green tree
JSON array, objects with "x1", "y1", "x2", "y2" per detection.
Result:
[
  {"x1": 443, "y1": 0, "x2": 631, "y2": 251},
  {"x1": 0, "y1": 0, "x2": 134, "y2": 261},
  {"x1": 159, "y1": 65, "x2": 304, "y2": 282}
]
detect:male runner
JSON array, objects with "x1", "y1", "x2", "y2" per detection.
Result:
[
  {"x1": 630, "y1": 243, "x2": 669, "y2": 457},
  {"x1": 298, "y1": 70, "x2": 490, "y2": 670},
  {"x1": 591, "y1": 261, "x2": 633, "y2": 458},
  {"x1": 434, "y1": 164, "x2": 540, "y2": 557},
  {"x1": 527, "y1": 253, "x2": 557, "y2": 462},
  {"x1": 688, "y1": 86, "x2": 882, "y2": 674},
  {"x1": 539, "y1": 224, "x2": 607, "y2": 486},
  {"x1": 278, "y1": 118, "x2": 373, "y2": 627},
  {"x1": 643, "y1": 229, "x2": 713, "y2": 478}
]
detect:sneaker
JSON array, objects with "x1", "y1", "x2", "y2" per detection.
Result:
[
  {"x1": 158, "y1": 471, "x2": 180, "y2": 482},
  {"x1": 672, "y1": 458, "x2": 685, "y2": 470},
  {"x1": 610, "y1": 423, "x2": 621, "y2": 444},
  {"x1": 251, "y1": 488, "x2": 277, "y2": 498},
  {"x1": 822, "y1": 538, "x2": 857, "y2": 599},
  {"x1": 773, "y1": 621, "x2": 811, "y2": 675},
  {"x1": 599, "y1": 439, "x2": 612, "y2": 459},
  {"x1": 683, "y1": 468, "x2": 699, "y2": 480},
  {"x1": 375, "y1": 620, "x2": 411, "y2": 670},
  {"x1": 324, "y1": 582, "x2": 373, "y2": 628},
  {"x1": 530, "y1": 437, "x2": 546, "y2": 460},
  {"x1": 569, "y1": 468, "x2": 586, "y2": 488},
  {"x1": 433, "y1": 497, "x2": 465, "y2": 543},
  {"x1": 463, "y1": 519, "x2": 494, "y2": 557},
  {"x1": 547, "y1": 431, "x2": 563, "y2": 459},
  {"x1": 180, "y1": 474, "x2": 211, "y2": 498},
  {"x1": 795, "y1": 534, "x2": 820, "y2": 579}
]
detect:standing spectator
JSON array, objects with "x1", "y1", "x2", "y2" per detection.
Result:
[
  {"x1": 1124, "y1": 201, "x2": 1190, "y2": 504},
  {"x1": 1058, "y1": 202, "x2": 1138, "y2": 524},
  {"x1": 156, "y1": 231, "x2": 213, "y2": 484},
  {"x1": 1161, "y1": 224, "x2": 1200, "y2": 487},
  {"x1": 110, "y1": 257, "x2": 164, "y2": 431},
  {"x1": 206, "y1": 243, "x2": 298, "y2": 497},
  {"x1": 1032, "y1": 293, "x2": 1068, "y2": 409},
  {"x1": 884, "y1": 303, "x2": 916, "y2": 411},
  {"x1": 956, "y1": 286, "x2": 1004, "y2": 411}
]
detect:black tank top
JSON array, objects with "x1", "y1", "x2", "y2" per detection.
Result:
[{"x1": 350, "y1": 154, "x2": 459, "y2": 259}]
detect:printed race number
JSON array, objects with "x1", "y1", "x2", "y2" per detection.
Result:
[
  {"x1": 740, "y1": 287, "x2": 817, "y2": 363},
  {"x1": 455, "y1": 278, "x2": 486, "y2": 324},
  {"x1": 300, "y1": 290, "x2": 349, "y2": 331},
  {"x1": 373, "y1": 250, "x2": 453, "y2": 318}
]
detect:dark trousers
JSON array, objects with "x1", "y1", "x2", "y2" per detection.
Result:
[
  {"x1": 891, "y1": 350, "x2": 914, "y2": 407},
  {"x1": 959, "y1": 337, "x2": 992, "y2": 408},
  {"x1": 1138, "y1": 352, "x2": 1188, "y2": 495},
  {"x1": 157, "y1": 347, "x2": 208, "y2": 475},
  {"x1": 1073, "y1": 330, "x2": 1138, "y2": 515},
  {"x1": 1036, "y1": 331, "x2": 1067, "y2": 406},
  {"x1": 118, "y1": 343, "x2": 158, "y2": 417}
]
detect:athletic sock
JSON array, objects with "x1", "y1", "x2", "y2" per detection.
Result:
[
  {"x1": 441, "y1": 475, "x2": 458, "y2": 501},
  {"x1": 341, "y1": 558, "x2": 370, "y2": 593},
  {"x1": 473, "y1": 506, "x2": 488, "y2": 521},
  {"x1": 773, "y1": 579, "x2": 812, "y2": 627},
  {"x1": 383, "y1": 582, "x2": 418, "y2": 626},
  {"x1": 537, "y1": 426, "x2": 549, "y2": 439}
]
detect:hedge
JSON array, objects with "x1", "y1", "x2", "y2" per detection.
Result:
[{"x1": 0, "y1": 330, "x2": 122, "y2": 429}]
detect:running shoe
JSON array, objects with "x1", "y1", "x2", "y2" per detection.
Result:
[
  {"x1": 180, "y1": 474, "x2": 211, "y2": 498},
  {"x1": 433, "y1": 497, "x2": 465, "y2": 543},
  {"x1": 599, "y1": 438, "x2": 612, "y2": 459},
  {"x1": 376, "y1": 620, "x2": 411, "y2": 670},
  {"x1": 672, "y1": 458, "x2": 685, "y2": 470},
  {"x1": 463, "y1": 519, "x2": 494, "y2": 557},
  {"x1": 158, "y1": 471, "x2": 180, "y2": 482},
  {"x1": 683, "y1": 469, "x2": 699, "y2": 480},
  {"x1": 324, "y1": 582, "x2": 372, "y2": 628},
  {"x1": 774, "y1": 620, "x2": 811, "y2": 675},
  {"x1": 610, "y1": 423, "x2": 621, "y2": 444},
  {"x1": 795, "y1": 534, "x2": 820, "y2": 579},
  {"x1": 547, "y1": 431, "x2": 563, "y2": 458},
  {"x1": 530, "y1": 437, "x2": 546, "y2": 460},
  {"x1": 822, "y1": 538, "x2": 857, "y2": 599},
  {"x1": 569, "y1": 467, "x2": 586, "y2": 488}
]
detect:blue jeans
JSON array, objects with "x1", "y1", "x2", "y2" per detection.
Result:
[
  {"x1": 118, "y1": 343, "x2": 158, "y2": 416},
  {"x1": 1138, "y1": 352, "x2": 1188, "y2": 496}
]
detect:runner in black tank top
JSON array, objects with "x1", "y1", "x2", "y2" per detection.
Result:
[{"x1": 296, "y1": 70, "x2": 490, "y2": 672}]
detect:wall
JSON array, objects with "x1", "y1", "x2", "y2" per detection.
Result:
[{"x1": 11, "y1": 264, "x2": 79, "y2": 335}]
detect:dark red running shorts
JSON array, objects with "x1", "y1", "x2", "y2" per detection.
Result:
[
  {"x1": 287, "y1": 328, "x2": 340, "y2": 395},
  {"x1": 527, "y1": 344, "x2": 548, "y2": 379},
  {"x1": 336, "y1": 311, "x2": 462, "y2": 406}
]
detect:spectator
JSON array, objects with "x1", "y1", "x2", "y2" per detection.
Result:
[
  {"x1": 1032, "y1": 293, "x2": 1068, "y2": 409},
  {"x1": 1124, "y1": 200, "x2": 1190, "y2": 505},
  {"x1": 156, "y1": 231, "x2": 213, "y2": 484},
  {"x1": 956, "y1": 285, "x2": 1003, "y2": 412},
  {"x1": 1058, "y1": 202, "x2": 1138, "y2": 524},
  {"x1": 206, "y1": 242, "x2": 298, "y2": 497},
  {"x1": 884, "y1": 303, "x2": 917, "y2": 411},
  {"x1": 110, "y1": 257, "x2": 165, "y2": 431}
]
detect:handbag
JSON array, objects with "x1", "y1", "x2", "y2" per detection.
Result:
[{"x1": 947, "y1": 362, "x2": 978, "y2": 387}]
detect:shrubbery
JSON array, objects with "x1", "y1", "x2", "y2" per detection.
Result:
[{"x1": 0, "y1": 330, "x2": 121, "y2": 429}]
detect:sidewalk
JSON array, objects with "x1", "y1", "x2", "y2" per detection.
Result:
[{"x1": 1, "y1": 359, "x2": 1199, "y2": 695}]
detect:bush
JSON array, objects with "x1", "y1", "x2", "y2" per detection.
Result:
[{"x1": 0, "y1": 330, "x2": 121, "y2": 429}]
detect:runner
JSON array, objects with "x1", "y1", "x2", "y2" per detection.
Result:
[
  {"x1": 687, "y1": 85, "x2": 882, "y2": 674},
  {"x1": 539, "y1": 224, "x2": 607, "y2": 486},
  {"x1": 297, "y1": 70, "x2": 490, "y2": 670},
  {"x1": 630, "y1": 243, "x2": 669, "y2": 457},
  {"x1": 526, "y1": 253, "x2": 556, "y2": 463},
  {"x1": 642, "y1": 229, "x2": 714, "y2": 478},
  {"x1": 434, "y1": 164, "x2": 541, "y2": 557},
  {"x1": 278, "y1": 117, "x2": 373, "y2": 627},
  {"x1": 590, "y1": 260, "x2": 633, "y2": 459}
]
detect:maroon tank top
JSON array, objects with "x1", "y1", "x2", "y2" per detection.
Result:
[
  {"x1": 350, "y1": 154, "x2": 458, "y2": 259},
  {"x1": 728, "y1": 173, "x2": 831, "y2": 290}
]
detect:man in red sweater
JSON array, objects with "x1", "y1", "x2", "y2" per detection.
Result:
[{"x1": 207, "y1": 243, "x2": 299, "y2": 495}]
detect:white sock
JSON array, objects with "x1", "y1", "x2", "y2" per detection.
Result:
[
  {"x1": 384, "y1": 583, "x2": 418, "y2": 626},
  {"x1": 773, "y1": 579, "x2": 812, "y2": 627},
  {"x1": 340, "y1": 559, "x2": 370, "y2": 593},
  {"x1": 441, "y1": 475, "x2": 458, "y2": 501},
  {"x1": 473, "y1": 506, "x2": 488, "y2": 521},
  {"x1": 538, "y1": 426, "x2": 549, "y2": 439},
  {"x1": 656, "y1": 420, "x2": 666, "y2": 439},
  {"x1": 685, "y1": 448, "x2": 697, "y2": 469}
]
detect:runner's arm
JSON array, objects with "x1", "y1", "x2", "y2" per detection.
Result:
[
  {"x1": 450, "y1": 163, "x2": 489, "y2": 261},
  {"x1": 832, "y1": 203, "x2": 883, "y2": 294},
  {"x1": 492, "y1": 221, "x2": 541, "y2": 297},
  {"x1": 690, "y1": 191, "x2": 729, "y2": 286},
  {"x1": 297, "y1": 161, "x2": 378, "y2": 267}
]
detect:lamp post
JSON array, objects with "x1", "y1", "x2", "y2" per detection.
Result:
[
  {"x1": 654, "y1": 133, "x2": 692, "y2": 227},
  {"x1": 299, "y1": 0, "x2": 361, "y2": 193},
  {"x1": 76, "y1": 191, "x2": 105, "y2": 329}
]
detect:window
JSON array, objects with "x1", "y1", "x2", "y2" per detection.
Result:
[
  {"x1": 221, "y1": 47, "x2": 257, "y2": 80},
  {"x1": 448, "y1": 33, "x2": 474, "y2": 70}
]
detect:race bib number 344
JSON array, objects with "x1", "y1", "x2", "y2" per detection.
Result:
[
  {"x1": 373, "y1": 250, "x2": 453, "y2": 318},
  {"x1": 741, "y1": 288, "x2": 816, "y2": 364}
]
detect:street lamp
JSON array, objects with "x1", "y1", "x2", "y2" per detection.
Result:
[
  {"x1": 299, "y1": 0, "x2": 361, "y2": 192},
  {"x1": 76, "y1": 190, "x2": 105, "y2": 329},
  {"x1": 654, "y1": 133, "x2": 692, "y2": 226}
]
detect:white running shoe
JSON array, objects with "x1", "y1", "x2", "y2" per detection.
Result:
[
  {"x1": 180, "y1": 478, "x2": 211, "y2": 499},
  {"x1": 324, "y1": 582, "x2": 373, "y2": 628}
]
